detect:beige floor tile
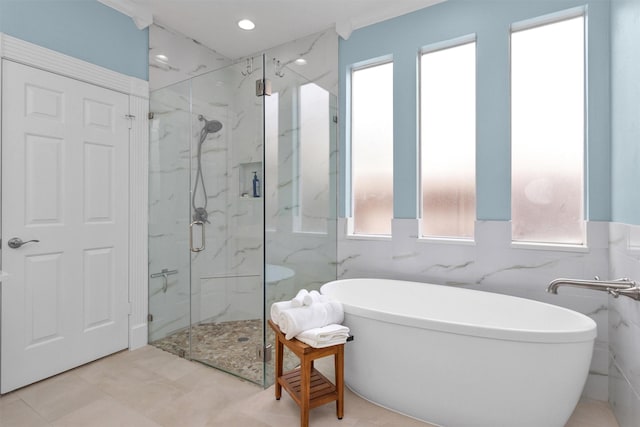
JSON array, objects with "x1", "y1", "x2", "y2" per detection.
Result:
[
  {"x1": 0, "y1": 398, "x2": 49, "y2": 427},
  {"x1": 147, "y1": 380, "x2": 258, "y2": 427},
  {"x1": 49, "y1": 397, "x2": 161, "y2": 427},
  {"x1": 16, "y1": 372, "x2": 108, "y2": 422},
  {"x1": 566, "y1": 398, "x2": 620, "y2": 427}
]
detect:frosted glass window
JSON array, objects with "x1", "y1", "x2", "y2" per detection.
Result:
[
  {"x1": 420, "y1": 41, "x2": 476, "y2": 239},
  {"x1": 265, "y1": 93, "x2": 279, "y2": 231},
  {"x1": 511, "y1": 15, "x2": 585, "y2": 244},
  {"x1": 351, "y1": 62, "x2": 393, "y2": 235},
  {"x1": 297, "y1": 83, "x2": 329, "y2": 233}
]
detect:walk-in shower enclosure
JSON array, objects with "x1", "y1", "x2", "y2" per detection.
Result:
[{"x1": 148, "y1": 55, "x2": 338, "y2": 386}]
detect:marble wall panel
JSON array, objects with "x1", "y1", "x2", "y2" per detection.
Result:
[
  {"x1": 609, "y1": 222, "x2": 640, "y2": 426},
  {"x1": 149, "y1": 23, "x2": 231, "y2": 91}
]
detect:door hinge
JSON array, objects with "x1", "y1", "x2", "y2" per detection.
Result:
[
  {"x1": 125, "y1": 114, "x2": 135, "y2": 129},
  {"x1": 147, "y1": 313, "x2": 153, "y2": 322},
  {"x1": 257, "y1": 344, "x2": 272, "y2": 362},
  {"x1": 256, "y1": 79, "x2": 272, "y2": 97}
]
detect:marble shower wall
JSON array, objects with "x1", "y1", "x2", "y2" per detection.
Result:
[
  {"x1": 608, "y1": 223, "x2": 640, "y2": 426},
  {"x1": 149, "y1": 23, "x2": 231, "y2": 91},
  {"x1": 337, "y1": 218, "x2": 610, "y2": 401}
]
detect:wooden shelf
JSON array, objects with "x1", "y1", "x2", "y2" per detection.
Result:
[{"x1": 278, "y1": 367, "x2": 338, "y2": 409}]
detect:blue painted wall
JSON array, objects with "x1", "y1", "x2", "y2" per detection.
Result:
[
  {"x1": 611, "y1": 0, "x2": 640, "y2": 225},
  {"x1": 0, "y1": 0, "x2": 148, "y2": 81},
  {"x1": 339, "y1": 0, "x2": 611, "y2": 222}
]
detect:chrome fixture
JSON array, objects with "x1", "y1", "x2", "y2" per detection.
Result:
[
  {"x1": 189, "y1": 220, "x2": 205, "y2": 252},
  {"x1": 273, "y1": 58, "x2": 285, "y2": 77},
  {"x1": 150, "y1": 268, "x2": 178, "y2": 293},
  {"x1": 191, "y1": 115, "x2": 223, "y2": 226},
  {"x1": 547, "y1": 277, "x2": 640, "y2": 300},
  {"x1": 241, "y1": 57, "x2": 254, "y2": 76},
  {"x1": 7, "y1": 237, "x2": 39, "y2": 249},
  {"x1": 256, "y1": 78, "x2": 272, "y2": 96}
]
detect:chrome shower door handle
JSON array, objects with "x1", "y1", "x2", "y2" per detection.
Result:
[
  {"x1": 189, "y1": 221, "x2": 205, "y2": 252},
  {"x1": 7, "y1": 237, "x2": 40, "y2": 249}
]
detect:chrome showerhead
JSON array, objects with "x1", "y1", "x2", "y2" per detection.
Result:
[{"x1": 198, "y1": 115, "x2": 223, "y2": 134}]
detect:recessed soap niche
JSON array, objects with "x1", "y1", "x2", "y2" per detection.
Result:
[{"x1": 239, "y1": 162, "x2": 262, "y2": 198}]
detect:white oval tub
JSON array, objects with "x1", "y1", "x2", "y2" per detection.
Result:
[{"x1": 320, "y1": 278, "x2": 596, "y2": 427}]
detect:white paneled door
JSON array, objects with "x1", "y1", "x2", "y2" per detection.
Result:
[{"x1": 1, "y1": 60, "x2": 130, "y2": 393}]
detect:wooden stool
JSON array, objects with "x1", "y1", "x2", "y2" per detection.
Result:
[{"x1": 268, "y1": 320, "x2": 344, "y2": 427}]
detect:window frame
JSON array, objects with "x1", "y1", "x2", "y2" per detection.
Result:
[
  {"x1": 348, "y1": 58, "x2": 394, "y2": 238},
  {"x1": 418, "y1": 34, "x2": 477, "y2": 242},
  {"x1": 509, "y1": 7, "x2": 588, "y2": 248}
]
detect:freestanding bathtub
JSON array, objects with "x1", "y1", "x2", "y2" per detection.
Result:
[{"x1": 320, "y1": 278, "x2": 596, "y2": 427}]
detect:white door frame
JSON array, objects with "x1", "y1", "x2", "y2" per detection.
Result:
[{"x1": 0, "y1": 33, "x2": 149, "y2": 350}]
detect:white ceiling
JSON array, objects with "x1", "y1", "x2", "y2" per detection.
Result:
[{"x1": 123, "y1": 0, "x2": 444, "y2": 59}]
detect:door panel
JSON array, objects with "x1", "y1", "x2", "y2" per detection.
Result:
[{"x1": 1, "y1": 60, "x2": 130, "y2": 393}]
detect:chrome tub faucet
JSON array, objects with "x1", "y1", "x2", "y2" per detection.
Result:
[{"x1": 547, "y1": 277, "x2": 640, "y2": 301}]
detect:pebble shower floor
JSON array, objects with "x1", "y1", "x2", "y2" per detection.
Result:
[{"x1": 151, "y1": 319, "x2": 299, "y2": 385}]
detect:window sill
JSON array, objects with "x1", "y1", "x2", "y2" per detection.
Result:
[
  {"x1": 510, "y1": 241, "x2": 589, "y2": 253},
  {"x1": 417, "y1": 236, "x2": 476, "y2": 246},
  {"x1": 345, "y1": 233, "x2": 392, "y2": 241}
]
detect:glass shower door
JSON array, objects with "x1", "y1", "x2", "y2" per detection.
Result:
[
  {"x1": 187, "y1": 56, "x2": 266, "y2": 384},
  {"x1": 149, "y1": 56, "x2": 267, "y2": 385},
  {"x1": 148, "y1": 79, "x2": 193, "y2": 359}
]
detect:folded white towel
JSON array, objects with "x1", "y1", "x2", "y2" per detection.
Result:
[
  {"x1": 278, "y1": 301, "x2": 344, "y2": 340},
  {"x1": 296, "y1": 335, "x2": 348, "y2": 348},
  {"x1": 290, "y1": 289, "x2": 309, "y2": 307},
  {"x1": 296, "y1": 324, "x2": 350, "y2": 343},
  {"x1": 302, "y1": 290, "x2": 328, "y2": 306},
  {"x1": 270, "y1": 300, "x2": 294, "y2": 325}
]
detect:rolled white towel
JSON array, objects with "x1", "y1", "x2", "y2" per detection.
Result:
[
  {"x1": 302, "y1": 290, "x2": 328, "y2": 306},
  {"x1": 270, "y1": 300, "x2": 294, "y2": 325},
  {"x1": 278, "y1": 301, "x2": 344, "y2": 340},
  {"x1": 290, "y1": 289, "x2": 309, "y2": 307}
]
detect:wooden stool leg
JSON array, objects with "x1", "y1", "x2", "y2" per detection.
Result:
[
  {"x1": 335, "y1": 345, "x2": 344, "y2": 419},
  {"x1": 275, "y1": 336, "x2": 284, "y2": 400},
  {"x1": 300, "y1": 357, "x2": 311, "y2": 427}
]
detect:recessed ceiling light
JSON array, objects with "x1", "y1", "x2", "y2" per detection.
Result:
[
  {"x1": 294, "y1": 58, "x2": 307, "y2": 65},
  {"x1": 154, "y1": 54, "x2": 169, "y2": 64},
  {"x1": 238, "y1": 19, "x2": 255, "y2": 30}
]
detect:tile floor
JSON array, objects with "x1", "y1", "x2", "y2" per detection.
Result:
[{"x1": 0, "y1": 346, "x2": 620, "y2": 427}]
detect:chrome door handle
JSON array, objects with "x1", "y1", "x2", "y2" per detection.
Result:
[
  {"x1": 189, "y1": 221, "x2": 205, "y2": 252},
  {"x1": 7, "y1": 237, "x2": 40, "y2": 249}
]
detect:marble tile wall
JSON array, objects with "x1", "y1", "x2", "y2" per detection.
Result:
[
  {"x1": 149, "y1": 23, "x2": 231, "y2": 91},
  {"x1": 608, "y1": 222, "x2": 640, "y2": 427},
  {"x1": 337, "y1": 218, "x2": 611, "y2": 401}
]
